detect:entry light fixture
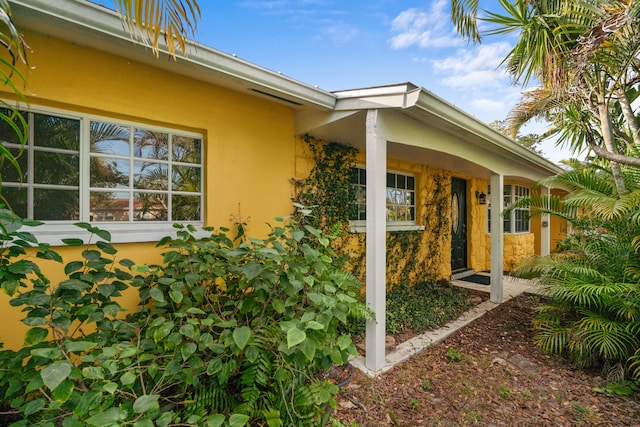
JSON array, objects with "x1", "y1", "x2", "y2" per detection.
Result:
[{"x1": 475, "y1": 190, "x2": 487, "y2": 205}]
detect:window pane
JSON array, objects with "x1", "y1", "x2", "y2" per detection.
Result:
[
  {"x1": 90, "y1": 191, "x2": 130, "y2": 222},
  {"x1": 3, "y1": 186, "x2": 27, "y2": 217},
  {"x1": 397, "y1": 174, "x2": 406, "y2": 189},
  {"x1": 172, "y1": 195, "x2": 201, "y2": 221},
  {"x1": 173, "y1": 135, "x2": 201, "y2": 164},
  {"x1": 134, "y1": 161, "x2": 168, "y2": 190},
  {"x1": 135, "y1": 129, "x2": 168, "y2": 160},
  {"x1": 172, "y1": 166, "x2": 201, "y2": 192},
  {"x1": 91, "y1": 122, "x2": 130, "y2": 156},
  {"x1": 407, "y1": 176, "x2": 415, "y2": 190},
  {"x1": 134, "y1": 192, "x2": 167, "y2": 221},
  {"x1": 34, "y1": 189, "x2": 79, "y2": 220},
  {"x1": 91, "y1": 157, "x2": 130, "y2": 188},
  {"x1": 1, "y1": 147, "x2": 27, "y2": 183},
  {"x1": 349, "y1": 167, "x2": 358, "y2": 184},
  {"x1": 387, "y1": 172, "x2": 395, "y2": 188},
  {"x1": 34, "y1": 113, "x2": 80, "y2": 150},
  {"x1": 34, "y1": 151, "x2": 79, "y2": 185},
  {"x1": 359, "y1": 168, "x2": 366, "y2": 185}
]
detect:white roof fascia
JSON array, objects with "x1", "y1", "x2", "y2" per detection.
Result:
[
  {"x1": 9, "y1": 0, "x2": 336, "y2": 110},
  {"x1": 334, "y1": 84, "x2": 563, "y2": 175}
]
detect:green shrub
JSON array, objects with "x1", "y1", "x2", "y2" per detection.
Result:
[{"x1": 0, "y1": 208, "x2": 368, "y2": 426}]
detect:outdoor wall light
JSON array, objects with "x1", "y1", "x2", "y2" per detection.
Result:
[{"x1": 476, "y1": 191, "x2": 487, "y2": 205}]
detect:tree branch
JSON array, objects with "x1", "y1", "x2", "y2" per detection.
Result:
[{"x1": 590, "y1": 144, "x2": 640, "y2": 166}]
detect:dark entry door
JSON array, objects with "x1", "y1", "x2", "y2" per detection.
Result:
[{"x1": 451, "y1": 177, "x2": 467, "y2": 271}]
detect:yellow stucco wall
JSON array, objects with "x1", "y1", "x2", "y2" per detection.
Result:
[{"x1": 0, "y1": 31, "x2": 299, "y2": 349}]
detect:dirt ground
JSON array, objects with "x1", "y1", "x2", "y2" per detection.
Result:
[{"x1": 332, "y1": 293, "x2": 640, "y2": 426}]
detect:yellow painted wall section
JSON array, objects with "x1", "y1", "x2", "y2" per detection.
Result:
[
  {"x1": 1, "y1": 31, "x2": 298, "y2": 349},
  {"x1": 8, "y1": 31, "x2": 296, "y2": 234}
]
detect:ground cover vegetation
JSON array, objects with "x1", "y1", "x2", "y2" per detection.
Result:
[{"x1": 0, "y1": 209, "x2": 369, "y2": 426}]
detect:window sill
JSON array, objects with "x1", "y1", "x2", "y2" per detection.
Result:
[
  {"x1": 23, "y1": 222, "x2": 209, "y2": 246},
  {"x1": 348, "y1": 223, "x2": 425, "y2": 233}
]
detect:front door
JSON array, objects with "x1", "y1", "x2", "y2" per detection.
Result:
[{"x1": 451, "y1": 177, "x2": 467, "y2": 271}]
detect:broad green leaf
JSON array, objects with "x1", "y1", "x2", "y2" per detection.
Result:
[
  {"x1": 64, "y1": 261, "x2": 84, "y2": 275},
  {"x1": 272, "y1": 299, "x2": 285, "y2": 313},
  {"x1": 133, "y1": 418, "x2": 154, "y2": 427},
  {"x1": 86, "y1": 407, "x2": 127, "y2": 425},
  {"x1": 7, "y1": 259, "x2": 35, "y2": 274},
  {"x1": 66, "y1": 341, "x2": 97, "y2": 352},
  {"x1": 306, "y1": 320, "x2": 324, "y2": 330},
  {"x1": 181, "y1": 342, "x2": 197, "y2": 361},
  {"x1": 103, "y1": 381, "x2": 118, "y2": 394},
  {"x1": 1, "y1": 279, "x2": 19, "y2": 296},
  {"x1": 96, "y1": 240, "x2": 117, "y2": 255},
  {"x1": 82, "y1": 366, "x2": 105, "y2": 380},
  {"x1": 169, "y1": 290, "x2": 184, "y2": 303},
  {"x1": 51, "y1": 379, "x2": 74, "y2": 403},
  {"x1": 22, "y1": 316, "x2": 47, "y2": 326},
  {"x1": 75, "y1": 391, "x2": 102, "y2": 417},
  {"x1": 228, "y1": 414, "x2": 250, "y2": 427},
  {"x1": 337, "y1": 335, "x2": 352, "y2": 351},
  {"x1": 287, "y1": 327, "x2": 306, "y2": 348},
  {"x1": 232, "y1": 326, "x2": 252, "y2": 350},
  {"x1": 133, "y1": 394, "x2": 160, "y2": 413},
  {"x1": 205, "y1": 414, "x2": 226, "y2": 427},
  {"x1": 24, "y1": 327, "x2": 48, "y2": 345},
  {"x1": 41, "y1": 361, "x2": 72, "y2": 391},
  {"x1": 120, "y1": 371, "x2": 137, "y2": 386},
  {"x1": 149, "y1": 287, "x2": 166, "y2": 303},
  {"x1": 22, "y1": 398, "x2": 46, "y2": 416},
  {"x1": 31, "y1": 347, "x2": 63, "y2": 359},
  {"x1": 62, "y1": 238, "x2": 84, "y2": 246},
  {"x1": 241, "y1": 262, "x2": 262, "y2": 280}
]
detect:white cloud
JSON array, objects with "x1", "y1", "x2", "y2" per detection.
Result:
[
  {"x1": 318, "y1": 21, "x2": 359, "y2": 44},
  {"x1": 388, "y1": 2, "x2": 463, "y2": 49}
]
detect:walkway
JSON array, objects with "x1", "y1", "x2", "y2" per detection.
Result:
[{"x1": 350, "y1": 274, "x2": 541, "y2": 377}]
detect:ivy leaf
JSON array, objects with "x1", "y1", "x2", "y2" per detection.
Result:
[
  {"x1": 41, "y1": 360, "x2": 72, "y2": 391},
  {"x1": 64, "y1": 261, "x2": 84, "y2": 275},
  {"x1": 65, "y1": 341, "x2": 97, "y2": 353},
  {"x1": 287, "y1": 327, "x2": 306, "y2": 348},
  {"x1": 228, "y1": 414, "x2": 250, "y2": 427},
  {"x1": 232, "y1": 326, "x2": 252, "y2": 350},
  {"x1": 24, "y1": 327, "x2": 49, "y2": 345},
  {"x1": 241, "y1": 262, "x2": 262, "y2": 280},
  {"x1": 305, "y1": 320, "x2": 324, "y2": 330},
  {"x1": 181, "y1": 342, "x2": 197, "y2": 361},
  {"x1": 133, "y1": 394, "x2": 160, "y2": 414}
]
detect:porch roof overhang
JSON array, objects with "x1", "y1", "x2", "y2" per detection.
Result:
[
  {"x1": 9, "y1": 0, "x2": 336, "y2": 111},
  {"x1": 296, "y1": 83, "x2": 565, "y2": 182}
]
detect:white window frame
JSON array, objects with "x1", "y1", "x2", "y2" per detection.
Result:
[
  {"x1": 487, "y1": 184, "x2": 530, "y2": 234},
  {"x1": 1, "y1": 104, "x2": 206, "y2": 245},
  {"x1": 349, "y1": 166, "x2": 424, "y2": 233}
]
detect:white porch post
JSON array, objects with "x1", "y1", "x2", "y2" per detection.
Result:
[
  {"x1": 540, "y1": 186, "x2": 551, "y2": 257},
  {"x1": 365, "y1": 109, "x2": 387, "y2": 372},
  {"x1": 490, "y1": 173, "x2": 504, "y2": 303}
]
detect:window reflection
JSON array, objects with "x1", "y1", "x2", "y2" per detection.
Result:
[
  {"x1": 34, "y1": 189, "x2": 79, "y2": 220},
  {"x1": 134, "y1": 192, "x2": 168, "y2": 221},
  {"x1": 90, "y1": 191, "x2": 130, "y2": 222},
  {"x1": 134, "y1": 161, "x2": 168, "y2": 190},
  {"x1": 91, "y1": 157, "x2": 130, "y2": 188},
  {"x1": 172, "y1": 195, "x2": 200, "y2": 221},
  {"x1": 172, "y1": 166, "x2": 201, "y2": 192},
  {"x1": 91, "y1": 122, "x2": 130, "y2": 156},
  {"x1": 135, "y1": 129, "x2": 168, "y2": 160},
  {"x1": 34, "y1": 152, "x2": 79, "y2": 185},
  {"x1": 173, "y1": 136, "x2": 201, "y2": 163}
]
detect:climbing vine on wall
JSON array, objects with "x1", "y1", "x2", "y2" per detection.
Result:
[{"x1": 292, "y1": 135, "x2": 451, "y2": 288}]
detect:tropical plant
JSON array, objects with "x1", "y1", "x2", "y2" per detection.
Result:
[
  {"x1": 0, "y1": 207, "x2": 368, "y2": 426},
  {"x1": 507, "y1": 161, "x2": 640, "y2": 379}
]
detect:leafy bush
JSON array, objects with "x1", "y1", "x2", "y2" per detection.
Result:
[
  {"x1": 510, "y1": 163, "x2": 640, "y2": 381},
  {"x1": 0, "y1": 208, "x2": 367, "y2": 426}
]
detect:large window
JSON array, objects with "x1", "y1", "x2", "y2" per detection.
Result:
[
  {"x1": 487, "y1": 184, "x2": 530, "y2": 233},
  {"x1": 1, "y1": 107, "x2": 203, "y2": 234},
  {"x1": 349, "y1": 166, "x2": 416, "y2": 223}
]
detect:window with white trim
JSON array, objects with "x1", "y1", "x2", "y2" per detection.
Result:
[
  {"x1": 349, "y1": 166, "x2": 416, "y2": 223},
  {"x1": 1, "y1": 107, "x2": 203, "y2": 227},
  {"x1": 487, "y1": 184, "x2": 530, "y2": 233}
]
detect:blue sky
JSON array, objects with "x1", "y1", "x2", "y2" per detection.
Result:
[{"x1": 94, "y1": 0, "x2": 572, "y2": 162}]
